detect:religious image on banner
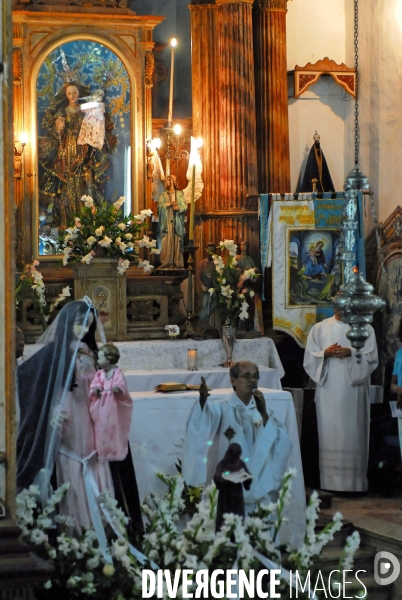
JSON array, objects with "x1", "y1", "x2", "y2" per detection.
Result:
[
  {"x1": 264, "y1": 194, "x2": 365, "y2": 347},
  {"x1": 288, "y1": 229, "x2": 340, "y2": 306}
]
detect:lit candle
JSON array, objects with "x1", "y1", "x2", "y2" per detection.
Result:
[
  {"x1": 188, "y1": 136, "x2": 203, "y2": 241},
  {"x1": 187, "y1": 348, "x2": 197, "y2": 371},
  {"x1": 167, "y1": 38, "x2": 177, "y2": 126},
  {"x1": 20, "y1": 132, "x2": 28, "y2": 146}
]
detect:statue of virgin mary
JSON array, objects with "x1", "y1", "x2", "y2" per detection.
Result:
[{"x1": 39, "y1": 75, "x2": 117, "y2": 228}]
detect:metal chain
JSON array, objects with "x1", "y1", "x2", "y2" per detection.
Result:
[
  {"x1": 354, "y1": 0, "x2": 359, "y2": 165},
  {"x1": 334, "y1": 2, "x2": 360, "y2": 289},
  {"x1": 354, "y1": 0, "x2": 385, "y2": 277}
]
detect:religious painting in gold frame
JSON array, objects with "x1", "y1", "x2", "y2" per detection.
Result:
[{"x1": 36, "y1": 40, "x2": 132, "y2": 257}]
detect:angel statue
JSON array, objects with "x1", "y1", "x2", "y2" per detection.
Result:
[
  {"x1": 150, "y1": 136, "x2": 204, "y2": 268},
  {"x1": 157, "y1": 174, "x2": 187, "y2": 268},
  {"x1": 39, "y1": 57, "x2": 117, "y2": 229}
]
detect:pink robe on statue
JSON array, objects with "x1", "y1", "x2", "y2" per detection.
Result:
[
  {"x1": 89, "y1": 367, "x2": 133, "y2": 461},
  {"x1": 56, "y1": 343, "x2": 114, "y2": 535}
]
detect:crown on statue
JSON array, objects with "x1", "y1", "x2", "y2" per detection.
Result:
[{"x1": 58, "y1": 49, "x2": 82, "y2": 84}]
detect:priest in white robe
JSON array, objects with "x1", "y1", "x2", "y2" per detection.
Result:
[
  {"x1": 304, "y1": 312, "x2": 378, "y2": 492},
  {"x1": 182, "y1": 361, "x2": 293, "y2": 514}
]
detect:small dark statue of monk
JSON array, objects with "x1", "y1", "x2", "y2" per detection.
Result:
[{"x1": 213, "y1": 443, "x2": 253, "y2": 531}]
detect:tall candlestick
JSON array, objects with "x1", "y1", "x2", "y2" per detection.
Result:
[
  {"x1": 188, "y1": 136, "x2": 203, "y2": 241},
  {"x1": 189, "y1": 163, "x2": 196, "y2": 241},
  {"x1": 167, "y1": 38, "x2": 177, "y2": 126}
]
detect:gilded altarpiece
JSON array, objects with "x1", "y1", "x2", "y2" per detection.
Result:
[
  {"x1": 366, "y1": 206, "x2": 402, "y2": 374},
  {"x1": 12, "y1": 11, "x2": 162, "y2": 270},
  {"x1": 11, "y1": 11, "x2": 187, "y2": 342}
]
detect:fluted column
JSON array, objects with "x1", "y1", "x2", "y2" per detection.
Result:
[
  {"x1": 216, "y1": 0, "x2": 258, "y2": 209},
  {"x1": 253, "y1": 0, "x2": 291, "y2": 193},
  {"x1": 190, "y1": 4, "x2": 220, "y2": 214},
  {"x1": 191, "y1": 0, "x2": 260, "y2": 315}
]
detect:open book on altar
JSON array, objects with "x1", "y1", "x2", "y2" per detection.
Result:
[{"x1": 154, "y1": 382, "x2": 211, "y2": 393}]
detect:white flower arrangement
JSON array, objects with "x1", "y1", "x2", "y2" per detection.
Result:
[
  {"x1": 16, "y1": 262, "x2": 71, "y2": 327},
  {"x1": 16, "y1": 470, "x2": 361, "y2": 600},
  {"x1": 134, "y1": 208, "x2": 153, "y2": 222},
  {"x1": 58, "y1": 196, "x2": 158, "y2": 275},
  {"x1": 29, "y1": 260, "x2": 46, "y2": 306},
  {"x1": 138, "y1": 259, "x2": 154, "y2": 273},
  {"x1": 207, "y1": 240, "x2": 258, "y2": 324},
  {"x1": 117, "y1": 258, "x2": 131, "y2": 275},
  {"x1": 46, "y1": 286, "x2": 71, "y2": 318},
  {"x1": 137, "y1": 235, "x2": 161, "y2": 255}
]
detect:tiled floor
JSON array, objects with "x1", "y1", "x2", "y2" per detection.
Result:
[{"x1": 321, "y1": 495, "x2": 402, "y2": 544}]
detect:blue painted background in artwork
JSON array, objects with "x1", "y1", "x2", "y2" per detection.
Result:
[{"x1": 37, "y1": 40, "x2": 130, "y2": 206}]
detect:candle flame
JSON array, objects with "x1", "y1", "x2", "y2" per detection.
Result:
[
  {"x1": 189, "y1": 136, "x2": 201, "y2": 168},
  {"x1": 151, "y1": 137, "x2": 161, "y2": 150},
  {"x1": 20, "y1": 132, "x2": 28, "y2": 145},
  {"x1": 173, "y1": 124, "x2": 182, "y2": 136},
  {"x1": 196, "y1": 137, "x2": 203, "y2": 149},
  {"x1": 170, "y1": 38, "x2": 177, "y2": 48}
]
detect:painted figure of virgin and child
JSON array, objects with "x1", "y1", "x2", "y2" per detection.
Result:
[
  {"x1": 302, "y1": 240, "x2": 327, "y2": 280},
  {"x1": 289, "y1": 232, "x2": 339, "y2": 306}
]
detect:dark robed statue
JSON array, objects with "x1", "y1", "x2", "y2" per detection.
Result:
[
  {"x1": 213, "y1": 442, "x2": 252, "y2": 531},
  {"x1": 300, "y1": 131, "x2": 335, "y2": 193}
]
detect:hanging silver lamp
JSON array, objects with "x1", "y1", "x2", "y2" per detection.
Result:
[
  {"x1": 333, "y1": 0, "x2": 384, "y2": 361},
  {"x1": 344, "y1": 164, "x2": 371, "y2": 193},
  {"x1": 333, "y1": 273, "x2": 385, "y2": 361}
]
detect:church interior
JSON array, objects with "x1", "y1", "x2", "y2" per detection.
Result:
[{"x1": 2, "y1": 0, "x2": 402, "y2": 598}]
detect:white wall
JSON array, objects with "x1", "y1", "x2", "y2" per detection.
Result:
[
  {"x1": 358, "y1": 0, "x2": 402, "y2": 226},
  {"x1": 287, "y1": 0, "x2": 402, "y2": 231},
  {"x1": 288, "y1": 75, "x2": 351, "y2": 193},
  {"x1": 287, "y1": 0, "x2": 349, "y2": 193},
  {"x1": 287, "y1": 0, "x2": 346, "y2": 69}
]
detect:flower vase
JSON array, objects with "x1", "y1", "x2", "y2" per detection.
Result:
[{"x1": 221, "y1": 319, "x2": 236, "y2": 367}]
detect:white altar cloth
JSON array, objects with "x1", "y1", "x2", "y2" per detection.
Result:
[
  {"x1": 129, "y1": 387, "x2": 305, "y2": 548},
  {"x1": 125, "y1": 366, "x2": 281, "y2": 393},
  {"x1": 115, "y1": 338, "x2": 284, "y2": 376}
]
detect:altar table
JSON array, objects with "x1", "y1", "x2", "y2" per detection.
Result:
[
  {"x1": 129, "y1": 387, "x2": 305, "y2": 548},
  {"x1": 115, "y1": 337, "x2": 284, "y2": 376},
  {"x1": 125, "y1": 365, "x2": 281, "y2": 393}
]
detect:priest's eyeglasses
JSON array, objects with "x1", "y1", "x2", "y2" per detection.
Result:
[{"x1": 238, "y1": 373, "x2": 260, "y2": 381}]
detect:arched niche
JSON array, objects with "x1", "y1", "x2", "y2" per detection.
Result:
[
  {"x1": 35, "y1": 39, "x2": 133, "y2": 257},
  {"x1": 12, "y1": 11, "x2": 163, "y2": 267}
]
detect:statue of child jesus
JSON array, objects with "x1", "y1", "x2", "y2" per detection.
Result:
[
  {"x1": 77, "y1": 88, "x2": 105, "y2": 150},
  {"x1": 89, "y1": 343, "x2": 133, "y2": 461}
]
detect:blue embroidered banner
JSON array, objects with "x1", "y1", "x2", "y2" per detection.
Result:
[{"x1": 265, "y1": 194, "x2": 366, "y2": 346}]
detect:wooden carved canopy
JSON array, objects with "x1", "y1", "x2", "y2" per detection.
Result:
[
  {"x1": 365, "y1": 205, "x2": 402, "y2": 286},
  {"x1": 293, "y1": 57, "x2": 356, "y2": 98}
]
